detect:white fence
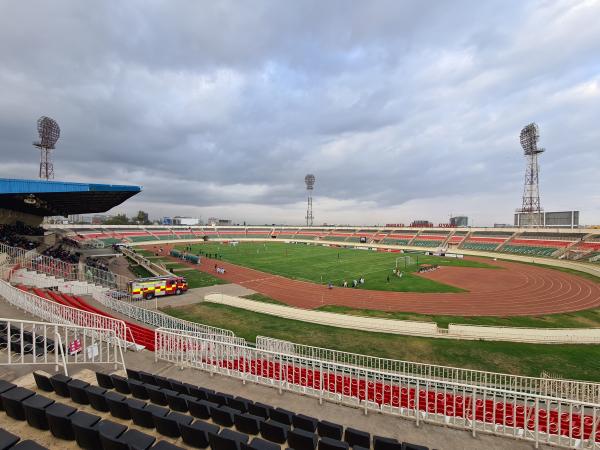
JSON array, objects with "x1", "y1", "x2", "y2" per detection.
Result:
[
  {"x1": 0, "y1": 242, "x2": 129, "y2": 291},
  {"x1": 0, "y1": 318, "x2": 125, "y2": 375},
  {"x1": 91, "y1": 290, "x2": 234, "y2": 338},
  {"x1": 155, "y1": 328, "x2": 600, "y2": 449},
  {"x1": 256, "y1": 336, "x2": 600, "y2": 405},
  {"x1": 448, "y1": 324, "x2": 600, "y2": 344},
  {"x1": 0, "y1": 279, "x2": 129, "y2": 346}
]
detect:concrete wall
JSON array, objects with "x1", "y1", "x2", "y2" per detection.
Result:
[{"x1": 204, "y1": 294, "x2": 600, "y2": 344}]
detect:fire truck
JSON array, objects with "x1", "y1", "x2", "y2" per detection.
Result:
[{"x1": 128, "y1": 276, "x2": 188, "y2": 300}]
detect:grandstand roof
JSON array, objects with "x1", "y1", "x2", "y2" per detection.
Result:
[{"x1": 0, "y1": 178, "x2": 141, "y2": 217}]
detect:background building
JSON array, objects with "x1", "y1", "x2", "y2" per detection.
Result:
[{"x1": 450, "y1": 216, "x2": 469, "y2": 227}]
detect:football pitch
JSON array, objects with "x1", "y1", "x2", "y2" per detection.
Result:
[{"x1": 174, "y1": 241, "x2": 498, "y2": 293}]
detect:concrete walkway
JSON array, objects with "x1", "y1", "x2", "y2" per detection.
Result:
[{"x1": 154, "y1": 283, "x2": 255, "y2": 308}]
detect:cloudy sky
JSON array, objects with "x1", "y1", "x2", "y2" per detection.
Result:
[{"x1": 1, "y1": 1, "x2": 599, "y2": 226}]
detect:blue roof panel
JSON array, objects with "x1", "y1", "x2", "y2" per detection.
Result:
[{"x1": 0, "y1": 178, "x2": 141, "y2": 194}]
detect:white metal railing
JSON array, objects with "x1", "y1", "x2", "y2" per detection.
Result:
[
  {"x1": 0, "y1": 242, "x2": 129, "y2": 291},
  {"x1": 0, "y1": 318, "x2": 125, "y2": 374},
  {"x1": 0, "y1": 279, "x2": 129, "y2": 345},
  {"x1": 156, "y1": 328, "x2": 600, "y2": 449},
  {"x1": 92, "y1": 290, "x2": 234, "y2": 338},
  {"x1": 255, "y1": 336, "x2": 600, "y2": 404}
]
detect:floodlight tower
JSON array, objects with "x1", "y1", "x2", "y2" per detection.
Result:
[
  {"x1": 33, "y1": 116, "x2": 60, "y2": 180},
  {"x1": 305, "y1": 174, "x2": 315, "y2": 226},
  {"x1": 517, "y1": 123, "x2": 544, "y2": 226}
]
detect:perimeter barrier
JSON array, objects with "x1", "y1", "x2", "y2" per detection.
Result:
[
  {"x1": 155, "y1": 328, "x2": 600, "y2": 449},
  {"x1": 255, "y1": 336, "x2": 600, "y2": 404},
  {"x1": 0, "y1": 279, "x2": 129, "y2": 346},
  {"x1": 0, "y1": 317, "x2": 125, "y2": 374}
]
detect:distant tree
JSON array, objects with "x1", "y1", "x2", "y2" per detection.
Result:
[
  {"x1": 104, "y1": 214, "x2": 129, "y2": 225},
  {"x1": 134, "y1": 210, "x2": 151, "y2": 225}
]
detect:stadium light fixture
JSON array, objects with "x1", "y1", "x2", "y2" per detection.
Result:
[{"x1": 33, "y1": 116, "x2": 60, "y2": 180}]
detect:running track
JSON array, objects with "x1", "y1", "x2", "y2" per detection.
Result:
[{"x1": 151, "y1": 246, "x2": 600, "y2": 316}]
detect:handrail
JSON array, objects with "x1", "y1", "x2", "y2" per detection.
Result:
[
  {"x1": 54, "y1": 331, "x2": 68, "y2": 375},
  {"x1": 0, "y1": 280, "x2": 128, "y2": 344},
  {"x1": 155, "y1": 327, "x2": 600, "y2": 450},
  {"x1": 0, "y1": 317, "x2": 125, "y2": 373}
]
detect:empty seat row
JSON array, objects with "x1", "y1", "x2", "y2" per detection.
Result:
[
  {"x1": 0, "y1": 376, "x2": 184, "y2": 450},
  {"x1": 92, "y1": 369, "x2": 430, "y2": 450}
]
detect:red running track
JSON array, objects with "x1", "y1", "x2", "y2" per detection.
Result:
[{"x1": 154, "y1": 246, "x2": 600, "y2": 316}]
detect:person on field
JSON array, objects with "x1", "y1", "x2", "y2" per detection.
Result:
[
  {"x1": 343, "y1": 280, "x2": 348, "y2": 288},
  {"x1": 352, "y1": 279, "x2": 358, "y2": 288},
  {"x1": 360, "y1": 277, "x2": 365, "y2": 284},
  {"x1": 328, "y1": 281, "x2": 333, "y2": 289}
]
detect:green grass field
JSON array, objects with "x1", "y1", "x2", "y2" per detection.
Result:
[
  {"x1": 162, "y1": 302, "x2": 600, "y2": 381},
  {"x1": 175, "y1": 242, "x2": 499, "y2": 293}
]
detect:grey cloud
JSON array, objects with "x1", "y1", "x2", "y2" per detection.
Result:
[{"x1": 0, "y1": 0, "x2": 599, "y2": 224}]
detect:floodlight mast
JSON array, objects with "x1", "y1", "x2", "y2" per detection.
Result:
[
  {"x1": 517, "y1": 123, "x2": 544, "y2": 227},
  {"x1": 305, "y1": 174, "x2": 315, "y2": 226},
  {"x1": 33, "y1": 116, "x2": 60, "y2": 180}
]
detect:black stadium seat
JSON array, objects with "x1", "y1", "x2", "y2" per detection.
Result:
[
  {"x1": 12, "y1": 441, "x2": 48, "y2": 450},
  {"x1": 220, "y1": 428, "x2": 250, "y2": 445},
  {"x1": 318, "y1": 420, "x2": 343, "y2": 440},
  {"x1": 211, "y1": 405, "x2": 237, "y2": 427},
  {"x1": 242, "y1": 437, "x2": 280, "y2": 450},
  {"x1": 228, "y1": 396, "x2": 251, "y2": 413},
  {"x1": 138, "y1": 372, "x2": 157, "y2": 385},
  {"x1": 288, "y1": 428, "x2": 318, "y2": 450},
  {"x1": 32, "y1": 372, "x2": 53, "y2": 392},
  {"x1": 49, "y1": 373, "x2": 71, "y2": 397},
  {"x1": 209, "y1": 431, "x2": 241, "y2": 450},
  {"x1": 126, "y1": 368, "x2": 141, "y2": 381},
  {"x1": 318, "y1": 437, "x2": 349, "y2": 450},
  {"x1": 167, "y1": 392, "x2": 195, "y2": 412},
  {"x1": 344, "y1": 428, "x2": 370, "y2": 449},
  {"x1": 374, "y1": 436, "x2": 402, "y2": 450},
  {"x1": 293, "y1": 413, "x2": 318, "y2": 432},
  {"x1": 248, "y1": 402, "x2": 270, "y2": 419},
  {"x1": 67, "y1": 378, "x2": 91, "y2": 404},
  {"x1": 71, "y1": 411, "x2": 103, "y2": 450},
  {"x1": 128, "y1": 379, "x2": 149, "y2": 400},
  {"x1": 101, "y1": 428, "x2": 156, "y2": 450},
  {"x1": 0, "y1": 427, "x2": 20, "y2": 450},
  {"x1": 401, "y1": 443, "x2": 428, "y2": 450},
  {"x1": 22, "y1": 394, "x2": 54, "y2": 430},
  {"x1": 259, "y1": 419, "x2": 289, "y2": 444},
  {"x1": 105, "y1": 391, "x2": 130, "y2": 420},
  {"x1": 234, "y1": 412, "x2": 263, "y2": 435},
  {"x1": 45, "y1": 402, "x2": 77, "y2": 440},
  {"x1": 268, "y1": 407, "x2": 294, "y2": 425},
  {"x1": 152, "y1": 440, "x2": 186, "y2": 450},
  {"x1": 85, "y1": 385, "x2": 109, "y2": 412},
  {"x1": 153, "y1": 411, "x2": 193, "y2": 438},
  {"x1": 188, "y1": 398, "x2": 216, "y2": 420},
  {"x1": 146, "y1": 385, "x2": 168, "y2": 405},
  {"x1": 97, "y1": 420, "x2": 128, "y2": 443},
  {"x1": 1, "y1": 386, "x2": 35, "y2": 420},
  {"x1": 110, "y1": 375, "x2": 131, "y2": 395},
  {"x1": 180, "y1": 419, "x2": 219, "y2": 448},
  {"x1": 95, "y1": 372, "x2": 114, "y2": 390}
]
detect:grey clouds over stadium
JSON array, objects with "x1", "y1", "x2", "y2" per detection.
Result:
[{"x1": 0, "y1": 1, "x2": 599, "y2": 225}]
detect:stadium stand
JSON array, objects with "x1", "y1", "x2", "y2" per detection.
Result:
[
  {"x1": 409, "y1": 232, "x2": 448, "y2": 248},
  {"x1": 0, "y1": 368, "x2": 437, "y2": 450},
  {"x1": 216, "y1": 228, "x2": 247, "y2": 239},
  {"x1": 379, "y1": 231, "x2": 416, "y2": 246},
  {"x1": 0, "y1": 224, "x2": 41, "y2": 250},
  {"x1": 246, "y1": 228, "x2": 273, "y2": 239}
]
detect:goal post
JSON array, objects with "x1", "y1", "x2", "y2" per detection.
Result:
[{"x1": 395, "y1": 255, "x2": 414, "y2": 269}]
